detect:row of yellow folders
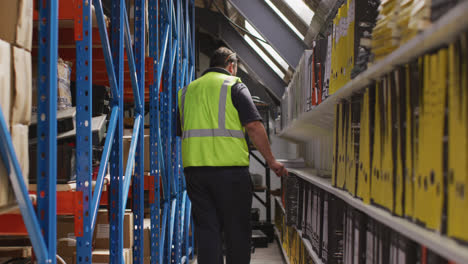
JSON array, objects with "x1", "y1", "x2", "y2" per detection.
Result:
[
  {"x1": 332, "y1": 32, "x2": 468, "y2": 242},
  {"x1": 329, "y1": 0, "x2": 380, "y2": 94},
  {"x1": 275, "y1": 199, "x2": 314, "y2": 264}
]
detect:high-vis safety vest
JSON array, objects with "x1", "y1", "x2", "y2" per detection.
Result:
[{"x1": 178, "y1": 71, "x2": 249, "y2": 167}]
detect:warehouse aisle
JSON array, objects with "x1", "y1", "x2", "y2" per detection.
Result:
[{"x1": 190, "y1": 242, "x2": 286, "y2": 264}]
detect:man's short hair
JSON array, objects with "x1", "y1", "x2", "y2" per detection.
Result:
[{"x1": 210, "y1": 47, "x2": 237, "y2": 68}]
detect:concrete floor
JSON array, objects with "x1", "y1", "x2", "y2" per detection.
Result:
[{"x1": 190, "y1": 242, "x2": 286, "y2": 264}]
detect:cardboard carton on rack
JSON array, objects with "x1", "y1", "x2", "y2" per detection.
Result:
[
  {"x1": 0, "y1": 39, "x2": 11, "y2": 131},
  {"x1": 93, "y1": 209, "x2": 134, "y2": 250},
  {"x1": 11, "y1": 124, "x2": 28, "y2": 184},
  {"x1": 123, "y1": 128, "x2": 151, "y2": 172},
  {"x1": 8, "y1": 124, "x2": 29, "y2": 204},
  {"x1": 56, "y1": 216, "x2": 76, "y2": 264},
  {"x1": 0, "y1": 0, "x2": 33, "y2": 51},
  {"x1": 0, "y1": 39, "x2": 11, "y2": 208},
  {"x1": 10, "y1": 46, "x2": 31, "y2": 125},
  {"x1": 73, "y1": 248, "x2": 133, "y2": 264}
]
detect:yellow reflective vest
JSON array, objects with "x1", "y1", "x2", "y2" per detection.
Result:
[{"x1": 178, "y1": 71, "x2": 249, "y2": 167}]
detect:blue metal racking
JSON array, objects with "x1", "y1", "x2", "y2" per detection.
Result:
[{"x1": 0, "y1": 0, "x2": 195, "y2": 263}]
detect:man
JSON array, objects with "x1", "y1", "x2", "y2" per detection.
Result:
[{"x1": 177, "y1": 47, "x2": 287, "y2": 264}]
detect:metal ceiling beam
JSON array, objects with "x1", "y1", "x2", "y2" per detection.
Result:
[
  {"x1": 269, "y1": 0, "x2": 308, "y2": 35},
  {"x1": 196, "y1": 31, "x2": 278, "y2": 106},
  {"x1": 227, "y1": 0, "x2": 308, "y2": 68},
  {"x1": 303, "y1": 0, "x2": 340, "y2": 46},
  {"x1": 196, "y1": 7, "x2": 285, "y2": 101},
  {"x1": 236, "y1": 68, "x2": 278, "y2": 106}
]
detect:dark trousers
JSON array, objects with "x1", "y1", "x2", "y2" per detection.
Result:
[{"x1": 185, "y1": 166, "x2": 253, "y2": 264}]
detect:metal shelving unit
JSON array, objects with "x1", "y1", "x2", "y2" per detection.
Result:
[
  {"x1": 0, "y1": 0, "x2": 196, "y2": 263},
  {"x1": 288, "y1": 168, "x2": 468, "y2": 264},
  {"x1": 279, "y1": 0, "x2": 468, "y2": 142},
  {"x1": 274, "y1": 197, "x2": 322, "y2": 264},
  {"x1": 274, "y1": 2, "x2": 468, "y2": 263}
]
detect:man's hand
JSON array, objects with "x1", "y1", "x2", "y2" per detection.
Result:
[
  {"x1": 245, "y1": 121, "x2": 288, "y2": 177},
  {"x1": 268, "y1": 159, "x2": 288, "y2": 177}
]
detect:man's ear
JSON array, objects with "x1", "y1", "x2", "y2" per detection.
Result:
[{"x1": 226, "y1": 63, "x2": 234, "y2": 75}]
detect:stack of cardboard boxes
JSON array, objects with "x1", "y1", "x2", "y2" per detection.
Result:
[
  {"x1": 0, "y1": 0, "x2": 33, "y2": 208},
  {"x1": 56, "y1": 209, "x2": 134, "y2": 263}
]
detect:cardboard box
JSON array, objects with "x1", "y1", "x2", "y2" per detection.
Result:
[
  {"x1": 57, "y1": 216, "x2": 76, "y2": 264},
  {"x1": 0, "y1": 41, "x2": 12, "y2": 207},
  {"x1": 0, "y1": 39, "x2": 11, "y2": 130},
  {"x1": 0, "y1": 246, "x2": 32, "y2": 263},
  {"x1": 10, "y1": 46, "x2": 31, "y2": 125},
  {"x1": 144, "y1": 219, "x2": 151, "y2": 263},
  {"x1": 0, "y1": 246, "x2": 32, "y2": 258},
  {"x1": 0, "y1": 0, "x2": 33, "y2": 51},
  {"x1": 0, "y1": 159, "x2": 9, "y2": 208},
  {"x1": 73, "y1": 249, "x2": 132, "y2": 264},
  {"x1": 93, "y1": 209, "x2": 133, "y2": 249},
  {"x1": 11, "y1": 124, "x2": 28, "y2": 186},
  {"x1": 7, "y1": 124, "x2": 29, "y2": 204}
]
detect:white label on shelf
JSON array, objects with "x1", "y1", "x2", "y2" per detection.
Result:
[
  {"x1": 322, "y1": 199, "x2": 328, "y2": 257},
  {"x1": 312, "y1": 191, "x2": 317, "y2": 247},
  {"x1": 366, "y1": 230, "x2": 373, "y2": 264},
  {"x1": 96, "y1": 223, "x2": 110, "y2": 239},
  {"x1": 354, "y1": 227, "x2": 359, "y2": 263},
  {"x1": 398, "y1": 248, "x2": 406, "y2": 264},
  {"x1": 348, "y1": 216, "x2": 353, "y2": 264},
  {"x1": 308, "y1": 188, "x2": 313, "y2": 234},
  {"x1": 303, "y1": 187, "x2": 307, "y2": 229}
]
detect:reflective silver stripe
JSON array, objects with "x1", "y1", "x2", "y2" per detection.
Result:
[
  {"x1": 182, "y1": 129, "x2": 244, "y2": 139},
  {"x1": 180, "y1": 85, "x2": 188, "y2": 127},
  {"x1": 218, "y1": 78, "x2": 233, "y2": 129}
]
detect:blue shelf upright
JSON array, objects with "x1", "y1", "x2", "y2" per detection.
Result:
[
  {"x1": 0, "y1": 0, "x2": 195, "y2": 263},
  {"x1": 148, "y1": 0, "x2": 161, "y2": 263},
  {"x1": 75, "y1": 0, "x2": 94, "y2": 262},
  {"x1": 133, "y1": 0, "x2": 146, "y2": 263},
  {"x1": 37, "y1": 0, "x2": 59, "y2": 262}
]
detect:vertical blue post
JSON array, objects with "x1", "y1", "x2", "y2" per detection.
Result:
[
  {"x1": 37, "y1": 0, "x2": 58, "y2": 263},
  {"x1": 110, "y1": 0, "x2": 125, "y2": 262},
  {"x1": 75, "y1": 0, "x2": 93, "y2": 262},
  {"x1": 160, "y1": 0, "x2": 170, "y2": 262},
  {"x1": 133, "y1": 0, "x2": 146, "y2": 262},
  {"x1": 164, "y1": 1, "x2": 174, "y2": 263},
  {"x1": 149, "y1": 0, "x2": 161, "y2": 263},
  {"x1": 173, "y1": 1, "x2": 183, "y2": 262},
  {"x1": 191, "y1": 0, "x2": 195, "y2": 75}
]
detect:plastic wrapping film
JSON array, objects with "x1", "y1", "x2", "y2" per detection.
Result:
[{"x1": 57, "y1": 58, "x2": 73, "y2": 110}]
